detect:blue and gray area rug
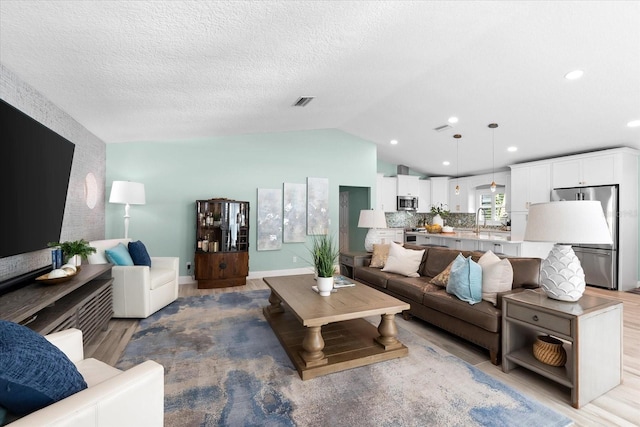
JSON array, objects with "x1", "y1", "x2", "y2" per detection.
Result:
[{"x1": 117, "y1": 289, "x2": 573, "y2": 427}]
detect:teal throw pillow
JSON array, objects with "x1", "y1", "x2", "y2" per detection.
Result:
[
  {"x1": 128, "y1": 240, "x2": 152, "y2": 267},
  {"x1": 0, "y1": 320, "x2": 87, "y2": 416},
  {"x1": 105, "y1": 243, "x2": 134, "y2": 266},
  {"x1": 446, "y1": 253, "x2": 482, "y2": 305}
]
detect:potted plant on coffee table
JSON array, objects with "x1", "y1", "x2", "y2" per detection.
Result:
[
  {"x1": 48, "y1": 239, "x2": 97, "y2": 268},
  {"x1": 310, "y1": 234, "x2": 339, "y2": 297}
]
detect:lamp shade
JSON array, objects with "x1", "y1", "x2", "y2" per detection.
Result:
[
  {"x1": 109, "y1": 181, "x2": 146, "y2": 205},
  {"x1": 358, "y1": 210, "x2": 387, "y2": 229},
  {"x1": 524, "y1": 201, "x2": 612, "y2": 245}
]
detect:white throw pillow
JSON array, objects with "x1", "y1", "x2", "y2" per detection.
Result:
[
  {"x1": 478, "y1": 250, "x2": 513, "y2": 306},
  {"x1": 381, "y1": 242, "x2": 424, "y2": 278}
]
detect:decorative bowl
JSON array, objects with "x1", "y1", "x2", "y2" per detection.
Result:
[
  {"x1": 425, "y1": 224, "x2": 442, "y2": 234},
  {"x1": 36, "y1": 270, "x2": 77, "y2": 285},
  {"x1": 533, "y1": 335, "x2": 567, "y2": 367}
]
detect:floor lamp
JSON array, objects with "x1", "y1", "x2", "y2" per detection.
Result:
[
  {"x1": 524, "y1": 201, "x2": 612, "y2": 302},
  {"x1": 358, "y1": 210, "x2": 388, "y2": 252},
  {"x1": 109, "y1": 181, "x2": 146, "y2": 239}
]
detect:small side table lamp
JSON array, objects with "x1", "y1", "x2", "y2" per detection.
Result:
[
  {"x1": 358, "y1": 209, "x2": 388, "y2": 252},
  {"x1": 524, "y1": 201, "x2": 612, "y2": 302},
  {"x1": 109, "y1": 181, "x2": 146, "y2": 239}
]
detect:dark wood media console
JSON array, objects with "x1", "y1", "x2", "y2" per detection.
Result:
[{"x1": 0, "y1": 264, "x2": 114, "y2": 345}]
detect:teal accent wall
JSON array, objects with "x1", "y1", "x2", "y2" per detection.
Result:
[{"x1": 106, "y1": 129, "x2": 377, "y2": 275}]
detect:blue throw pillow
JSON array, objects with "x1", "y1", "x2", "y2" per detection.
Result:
[
  {"x1": 128, "y1": 240, "x2": 152, "y2": 267},
  {"x1": 105, "y1": 243, "x2": 134, "y2": 266},
  {"x1": 446, "y1": 253, "x2": 482, "y2": 305},
  {"x1": 0, "y1": 320, "x2": 87, "y2": 416}
]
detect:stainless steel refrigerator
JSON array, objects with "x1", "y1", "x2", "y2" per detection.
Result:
[{"x1": 551, "y1": 185, "x2": 619, "y2": 290}]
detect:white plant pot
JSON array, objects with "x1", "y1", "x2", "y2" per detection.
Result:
[
  {"x1": 68, "y1": 255, "x2": 81, "y2": 268},
  {"x1": 432, "y1": 214, "x2": 444, "y2": 227},
  {"x1": 316, "y1": 276, "x2": 334, "y2": 296}
]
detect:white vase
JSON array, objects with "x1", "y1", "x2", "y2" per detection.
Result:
[
  {"x1": 68, "y1": 255, "x2": 81, "y2": 268},
  {"x1": 540, "y1": 245, "x2": 585, "y2": 302},
  {"x1": 432, "y1": 214, "x2": 444, "y2": 227},
  {"x1": 316, "y1": 276, "x2": 334, "y2": 296}
]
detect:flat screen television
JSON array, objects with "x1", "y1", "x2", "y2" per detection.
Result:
[{"x1": 0, "y1": 98, "x2": 75, "y2": 292}]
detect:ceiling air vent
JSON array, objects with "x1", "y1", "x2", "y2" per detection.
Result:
[
  {"x1": 434, "y1": 124, "x2": 453, "y2": 132},
  {"x1": 293, "y1": 96, "x2": 315, "y2": 107}
]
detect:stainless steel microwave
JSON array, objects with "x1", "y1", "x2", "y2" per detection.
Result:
[{"x1": 397, "y1": 196, "x2": 418, "y2": 211}]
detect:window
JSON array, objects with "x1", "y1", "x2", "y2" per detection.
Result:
[{"x1": 477, "y1": 188, "x2": 507, "y2": 224}]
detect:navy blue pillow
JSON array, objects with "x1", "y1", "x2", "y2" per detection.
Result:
[
  {"x1": 0, "y1": 321, "x2": 87, "y2": 416},
  {"x1": 128, "y1": 240, "x2": 152, "y2": 267}
]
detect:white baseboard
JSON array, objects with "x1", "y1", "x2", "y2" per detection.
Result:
[
  {"x1": 249, "y1": 267, "x2": 314, "y2": 279},
  {"x1": 179, "y1": 268, "x2": 314, "y2": 285}
]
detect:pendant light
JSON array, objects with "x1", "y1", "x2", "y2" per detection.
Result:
[
  {"x1": 488, "y1": 123, "x2": 498, "y2": 192},
  {"x1": 453, "y1": 134, "x2": 461, "y2": 195}
]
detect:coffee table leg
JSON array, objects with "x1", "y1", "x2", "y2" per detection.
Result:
[
  {"x1": 375, "y1": 313, "x2": 402, "y2": 350},
  {"x1": 300, "y1": 326, "x2": 328, "y2": 367},
  {"x1": 266, "y1": 290, "x2": 284, "y2": 314}
]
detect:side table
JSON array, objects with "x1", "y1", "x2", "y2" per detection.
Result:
[
  {"x1": 502, "y1": 289, "x2": 622, "y2": 408},
  {"x1": 339, "y1": 251, "x2": 372, "y2": 279}
]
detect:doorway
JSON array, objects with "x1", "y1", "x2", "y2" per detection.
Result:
[{"x1": 338, "y1": 186, "x2": 370, "y2": 253}]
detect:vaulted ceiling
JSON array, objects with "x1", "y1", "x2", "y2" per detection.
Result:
[{"x1": 1, "y1": 1, "x2": 638, "y2": 176}]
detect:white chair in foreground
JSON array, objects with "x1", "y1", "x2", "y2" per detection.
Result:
[
  {"x1": 8, "y1": 328, "x2": 164, "y2": 427},
  {"x1": 88, "y1": 238, "x2": 179, "y2": 318}
]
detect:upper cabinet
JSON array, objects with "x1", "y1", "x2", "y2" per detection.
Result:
[
  {"x1": 552, "y1": 153, "x2": 617, "y2": 188},
  {"x1": 510, "y1": 163, "x2": 551, "y2": 212},
  {"x1": 430, "y1": 177, "x2": 449, "y2": 209},
  {"x1": 417, "y1": 179, "x2": 431, "y2": 212},
  {"x1": 376, "y1": 173, "x2": 397, "y2": 212},
  {"x1": 396, "y1": 174, "x2": 420, "y2": 196},
  {"x1": 448, "y1": 177, "x2": 469, "y2": 213}
]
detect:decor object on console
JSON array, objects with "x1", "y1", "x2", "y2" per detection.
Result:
[
  {"x1": 358, "y1": 209, "x2": 388, "y2": 251},
  {"x1": 109, "y1": 181, "x2": 146, "y2": 239},
  {"x1": 47, "y1": 239, "x2": 96, "y2": 268},
  {"x1": 524, "y1": 201, "x2": 612, "y2": 302},
  {"x1": 310, "y1": 234, "x2": 339, "y2": 296},
  {"x1": 3, "y1": 328, "x2": 164, "y2": 426},
  {"x1": 430, "y1": 203, "x2": 449, "y2": 227},
  {"x1": 195, "y1": 198, "x2": 249, "y2": 288},
  {"x1": 87, "y1": 238, "x2": 179, "y2": 318}
]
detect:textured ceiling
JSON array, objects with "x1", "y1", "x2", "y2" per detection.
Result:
[{"x1": 1, "y1": 1, "x2": 639, "y2": 176}]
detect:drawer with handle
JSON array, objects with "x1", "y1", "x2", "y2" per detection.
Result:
[
  {"x1": 506, "y1": 303, "x2": 571, "y2": 336},
  {"x1": 340, "y1": 255, "x2": 354, "y2": 266}
]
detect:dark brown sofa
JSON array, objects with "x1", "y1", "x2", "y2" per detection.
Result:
[{"x1": 353, "y1": 244, "x2": 542, "y2": 365}]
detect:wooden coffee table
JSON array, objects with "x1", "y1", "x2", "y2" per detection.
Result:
[{"x1": 262, "y1": 274, "x2": 410, "y2": 380}]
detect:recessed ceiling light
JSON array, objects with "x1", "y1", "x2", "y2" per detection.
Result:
[
  {"x1": 564, "y1": 70, "x2": 584, "y2": 80},
  {"x1": 448, "y1": 117, "x2": 459, "y2": 124},
  {"x1": 443, "y1": 161, "x2": 450, "y2": 166},
  {"x1": 507, "y1": 146, "x2": 518, "y2": 152},
  {"x1": 390, "y1": 139, "x2": 398, "y2": 145},
  {"x1": 627, "y1": 119, "x2": 640, "y2": 128}
]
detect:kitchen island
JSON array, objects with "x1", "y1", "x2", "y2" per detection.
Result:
[{"x1": 404, "y1": 230, "x2": 552, "y2": 258}]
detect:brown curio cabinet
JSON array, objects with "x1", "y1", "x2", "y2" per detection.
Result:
[{"x1": 194, "y1": 198, "x2": 249, "y2": 288}]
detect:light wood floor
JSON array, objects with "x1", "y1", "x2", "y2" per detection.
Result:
[{"x1": 85, "y1": 280, "x2": 640, "y2": 427}]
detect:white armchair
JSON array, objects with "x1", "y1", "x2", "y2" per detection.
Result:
[
  {"x1": 7, "y1": 329, "x2": 164, "y2": 427},
  {"x1": 87, "y1": 238, "x2": 179, "y2": 318}
]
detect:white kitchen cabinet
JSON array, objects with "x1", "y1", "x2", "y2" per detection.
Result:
[
  {"x1": 510, "y1": 163, "x2": 551, "y2": 212},
  {"x1": 397, "y1": 174, "x2": 420, "y2": 196},
  {"x1": 376, "y1": 174, "x2": 397, "y2": 212},
  {"x1": 448, "y1": 177, "x2": 468, "y2": 213},
  {"x1": 417, "y1": 179, "x2": 431, "y2": 213},
  {"x1": 430, "y1": 177, "x2": 449, "y2": 210},
  {"x1": 377, "y1": 228, "x2": 404, "y2": 244},
  {"x1": 477, "y1": 240, "x2": 519, "y2": 256},
  {"x1": 447, "y1": 238, "x2": 476, "y2": 252},
  {"x1": 552, "y1": 153, "x2": 616, "y2": 188},
  {"x1": 415, "y1": 235, "x2": 445, "y2": 247}
]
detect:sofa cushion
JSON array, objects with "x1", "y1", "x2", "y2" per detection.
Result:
[
  {"x1": 478, "y1": 251, "x2": 514, "y2": 306},
  {"x1": 75, "y1": 358, "x2": 122, "y2": 388},
  {"x1": 446, "y1": 254, "x2": 482, "y2": 305},
  {"x1": 508, "y1": 258, "x2": 542, "y2": 288},
  {"x1": 429, "y1": 259, "x2": 455, "y2": 287},
  {"x1": 369, "y1": 243, "x2": 391, "y2": 268},
  {"x1": 0, "y1": 320, "x2": 87, "y2": 416},
  {"x1": 128, "y1": 240, "x2": 152, "y2": 267},
  {"x1": 422, "y1": 290, "x2": 502, "y2": 333},
  {"x1": 387, "y1": 276, "x2": 441, "y2": 302},
  {"x1": 149, "y1": 268, "x2": 176, "y2": 290},
  {"x1": 354, "y1": 267, "x2": 397, "y2": 289},
  {"x1": 381, "y1": 242, "x2": 424, "y2": 278},
  {"x1": 105, "y1": 243, "x2": 134, "y2": 266}
]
